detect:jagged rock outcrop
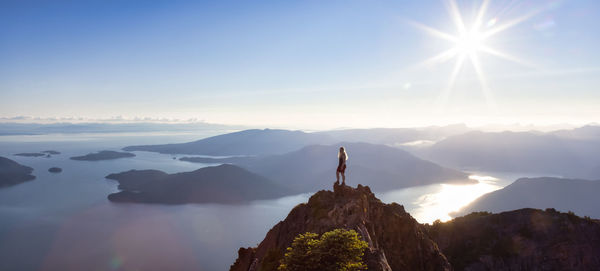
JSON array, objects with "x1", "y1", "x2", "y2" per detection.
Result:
[
  {"x1": 425, "y1": 209, "x2": 600, "y2": 271},
  {"x1": 230, "y1": 183, "x2": 451, "y2": 271},
  {"x1": 231, "y1": 184, "x2": 600, "y2": 271}
]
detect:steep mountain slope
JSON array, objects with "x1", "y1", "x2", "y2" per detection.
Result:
[
  {"x1": 182, "y1": 142, "x2": 470, "y2": 193},
  {"x1": 426, "y1": 209, "x2": 600, "y2": 270},
  {"x1": 123, "y1": 129, "x2": 334, "y2": 156},
  {"x1": 231, "y1": 183, "x2": 452, "y2": 271},
  {"x1": 456, "y1": 177, "x2": 600, "y2": 218}
]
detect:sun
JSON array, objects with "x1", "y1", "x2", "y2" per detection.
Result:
[
  {"x1": 455, "y1": 30, "x2": 484, "y2": 56},
  {"x1": 410, "y1": 0, "x2": 540, "y2": 111}
]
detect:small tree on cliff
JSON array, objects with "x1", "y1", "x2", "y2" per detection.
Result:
[{"x1": 278, "y1": 229, "x2": 368, "y2": 271}]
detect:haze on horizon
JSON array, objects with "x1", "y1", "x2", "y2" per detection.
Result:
[{"x1": 2, "y1": 0, "x2": 599, "y2": 130}]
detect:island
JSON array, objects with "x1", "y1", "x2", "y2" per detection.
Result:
[
  {"x1": 14, "y1": 152, "x2": 46, "y2": 157},
  {"x1": 105, "y1": 164, "x2": 290, "y2": 204},
  {"x1": 14, "y1": 150, "x2": 61, "y2": 158},
  {"x1": 48, "y1": 167, "x2": 62, "y2": 173},
  {"x1": 70, "y1": 150, "x2": 136, "y2": 161},
  {"x1": 0, "y1": 156, "x2": 36, "y2": 188}
]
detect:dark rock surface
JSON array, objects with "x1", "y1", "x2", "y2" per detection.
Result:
[
  {"x1": 41, "y1": 150, "x2": 61, "y2": 155},
  {"x1": 0, "y1": 156, "x2": 36, "y2": 188},
  {"x1": 70, "y1": 150, "x2": 135, "y2": 161},
  {"x1": 106, "y1": 164, "x2": 291, "y2": 204}
]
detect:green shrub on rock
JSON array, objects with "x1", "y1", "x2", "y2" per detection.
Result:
[{"x1": 278, "y1": 229, "x2": 368, "y2": 271}]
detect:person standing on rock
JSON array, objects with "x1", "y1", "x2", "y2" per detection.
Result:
[{"x1": 336, "y1": 146, "x2": 348, "y2": 185}]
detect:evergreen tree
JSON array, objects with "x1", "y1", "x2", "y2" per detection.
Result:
[{"x1": 278, "y1": 229, "x2": 368, "y2": 271}]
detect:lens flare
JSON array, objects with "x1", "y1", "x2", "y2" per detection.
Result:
[{"x1": 411, "y1": 0, "x2": 540, "y2": 111}]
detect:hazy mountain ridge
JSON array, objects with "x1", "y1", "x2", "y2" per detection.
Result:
[
  {"x1": 180, "y1": 142, "x2": 471, "y2": 193},
  {"x1": 426, "y1": 129, "x2": 600, "y2": 179},
  {"x1": 315, "y1": 124, "x2": 470, "y2": 146},
  {"x1": 105, "y1": 164, "x2": 291, "y2": 204},
  {"x1": 124, "y1": 129, "x2": 335, "y2": 156},
  {"x1": 551, "y1": 125, "x2": 600, "y2": 140},
  {"x1": 123, "y1": 125, "x2": 471, "y2": 157},
  {"x1": 232, "y1": 184, "x2": 600, "y2": 271},
  {"x1": 456, "y1": 177, "x2": 600, "y2": 218},
  {"x1": 123, "y1": 126, "x2": 600, "y2": 180}
]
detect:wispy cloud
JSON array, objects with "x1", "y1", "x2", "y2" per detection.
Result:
[{"x1": 0, "y1": 116, "x2": 210, "y2": 124}]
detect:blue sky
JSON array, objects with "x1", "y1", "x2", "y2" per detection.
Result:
[{"x1": 1, "y1": 0, "x2": 599, "y2": 129}]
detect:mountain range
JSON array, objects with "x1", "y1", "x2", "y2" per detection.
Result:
[
  {"x1": 425, "y1": 129, "x2": 600, "y2": 179},
  {"x1": 124, "y1": 126, "x2": 600, "y2": 181},
  {"x1": 124, "y1": 129, "x2": 334, "y2": 156},
  {"x1": 314, "y1": 124, "x2": 470, "y2": 146},
  {"x1": 180, "y1": 142, "x2": 471, "y2": 193}
]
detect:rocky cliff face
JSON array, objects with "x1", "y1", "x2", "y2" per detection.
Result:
[
  {"x1": 231, "y1": 184, "x2": 600, "y2": 271},
  {"x1": 230, "y1": 183, "x2": 451, "y2": 271}
]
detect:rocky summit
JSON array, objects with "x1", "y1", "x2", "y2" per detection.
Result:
[
  {"x1": 231, "y1": 183, "x2": 451, "y2": 271},
  {"x1": 230, "y1": 183, "x2": 600, "y2": 271}
]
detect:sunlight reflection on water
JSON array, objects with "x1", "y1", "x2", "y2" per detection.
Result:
[{"x1": 377, "y1": 175, "x2": 505, "y2": 224}]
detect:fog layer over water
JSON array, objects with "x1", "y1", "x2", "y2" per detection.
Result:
[{"x1": 0, "y1": 133, "x2": 528, "y2": 270}]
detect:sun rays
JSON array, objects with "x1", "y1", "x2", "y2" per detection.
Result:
[{"x1": 413, "y1": 0, "x2": 540, "y2": 112}]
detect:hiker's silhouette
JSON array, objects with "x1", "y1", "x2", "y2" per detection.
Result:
[{"x1": 336, "y1": 146, "x2": 348, "y2": 185}]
